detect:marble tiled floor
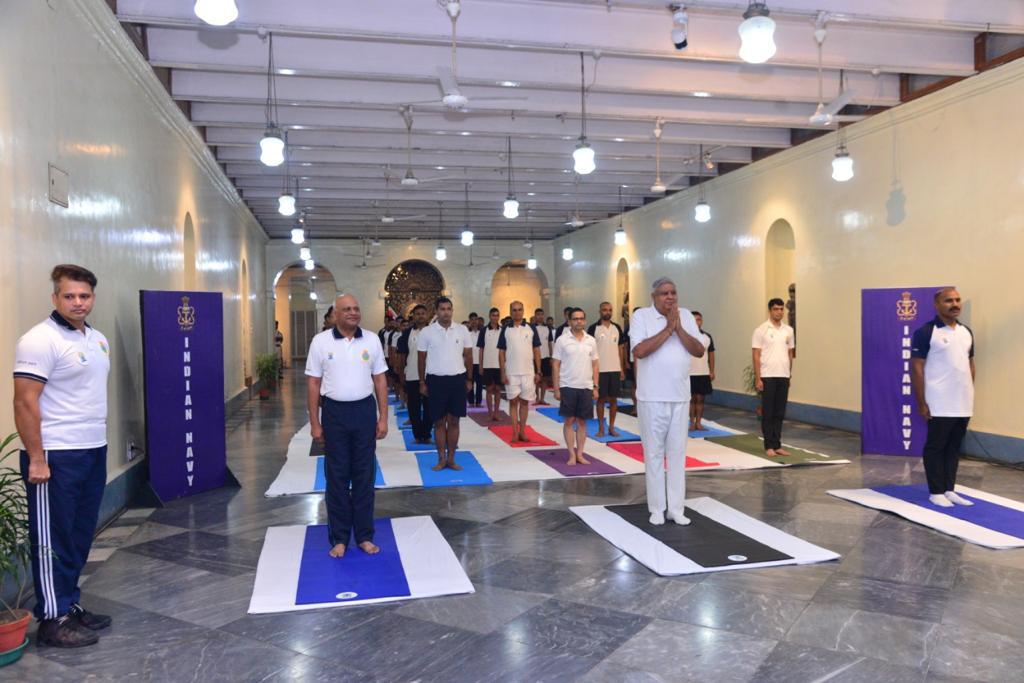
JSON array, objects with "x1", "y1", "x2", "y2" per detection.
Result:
[{"x1": 7, "y1": 371, "x2": 1024, "y2": 682}]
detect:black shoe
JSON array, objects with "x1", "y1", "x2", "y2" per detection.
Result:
[
  {"x1": 69, "y1": 603, "x2": 112, "y2": 631},
  {"x1": 37, "y1": 615, "x2": 99, "y2": 648}
]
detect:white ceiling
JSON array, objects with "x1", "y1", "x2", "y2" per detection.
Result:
[{"x1": 114, "y1": 0, "x2": 1024, "y2": 242}]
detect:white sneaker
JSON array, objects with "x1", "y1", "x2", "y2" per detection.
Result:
[
  {"x1": 945, "y1": 491, "x2": 974, "y2": 506},
  {"x1": 929, "y1": 493, "x2": 954, "y2": 508},
  {"x1": 669, "y1": 512, "x2": 691, "y2": 526},
  {"x1": 649, "y1": 511, "x2": 665, "y2": 526}
]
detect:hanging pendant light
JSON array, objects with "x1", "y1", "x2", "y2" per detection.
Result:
[
  {"x1": 291, "y1": 228, "x2": 305, "y2": 244},
  {"x1": 304, "y1": 259, "x2": 315, "y2": 271},
  {"x1": 831, "y1": 133, "x2": 854, "y2": 181},
  {"x1": 436, "y1": 243, "x2": 447, "y2": 261},
  {"x1": 738, "y1": 2, "x2": 777, "y2": 64},
  {"x1": 460, "y1": 182, "x2": 474, "y2": 245},
  {"x1": 278, "y1": 192, "x2": 296, "y2": 217},
  {"x1": 650, "y1": 118, "x2": 666, "y2": 194},
  {"x1": 259, "y1": 33, "x2": 286, "y2": 166},
  {"x1": 309, "y1": 291, "x2": 318, "y2": 301},
  {"x1": 503, "y1": 136, "x2": 520, "y2": 218},
  {"x1": 694, "y1": 144, "x2": 711, "y2": 222},
  {"x1": 572, "y1": 52, "x2": 596, "y2": 175},
  {"x1": 299, "y1": 246, "x2": 311, "y2": 261},
  {"x1": 434, "y1": 202, "x2": 447, "y2": 260},
  {"x1": 194, "y1": 0, "x2": 238, "y2": 26},
  {"x1": 562, "y1": 246, "x2": 574, "y2": 261},
  {"x1": 527, "y1": 251, "x2": 538, "y2": 270},
  {"x1": 614, "y1": 185, "x2": 626, "y2": 245}
]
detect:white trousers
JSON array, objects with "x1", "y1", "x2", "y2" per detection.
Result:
[{"x1": 637, "y1": 400, "x2": 689, "y2": 516}]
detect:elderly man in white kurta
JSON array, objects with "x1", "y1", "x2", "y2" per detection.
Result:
[{"x1": 629, "y1": 277, "x2": 705, "y2": 526}]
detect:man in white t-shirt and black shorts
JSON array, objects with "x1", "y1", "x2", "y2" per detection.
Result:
[
  {"x1": 689, "y1": 311, "x2": 716, "y2": 432},
  {"x1": 911, "y1": 288, "x2": 976, "y2": 508},
  {"x1": 552, "y1": 308, "x2": 599, "y2": 466},
  {"x1": 752, "y1": 298, "x2": 795, "y2": 457},
  {"x1": 477, "y1": 307, "x2": 503, "y2": 422},
  {"x1": 588, "y1": 301, "x2": 627, "y2": 437}
]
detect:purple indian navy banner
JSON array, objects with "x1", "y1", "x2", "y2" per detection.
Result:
[
  {"x1": 141, "y1": 291, "x2": 227, "y2": 502},
  {"x1": 861, "y1": 287, "x2": 949, "y2": 456}
]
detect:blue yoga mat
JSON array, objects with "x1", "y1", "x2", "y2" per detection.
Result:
[
  {"x1": 536, "y1": 407, "x2": 641, "y2": 443},
  {"x1": 401, "y1": 428, "x2": 437, "y2": 451},
  {"x1": 295, "y1": 521, "x2": 411, "y2": 605},
  {"x1": 689, "y1": 426, "x2": 734, "y2": 438},
  {"x1": 395, "y1": 409, "x2": 409, "y2": 418},
  {"x1": 314, "y1": 456, "x2": 385, "y2": 490},
  {"x1": 874, "y1": 485, "x2": 1024, "y2": 539},
  {"x1": 415, "y1": 451, "x2": 492, "y2": 487}
]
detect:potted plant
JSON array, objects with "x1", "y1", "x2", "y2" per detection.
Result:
[
  {"x1": 741, "y1": 364, "x2": 764, "y2": 420},
  {"x1": 255, "y1": 353, "x2": 279, "y2": 400},
  {"x1": 0, "y1": 433, "x2": 32, "y2": 666}
]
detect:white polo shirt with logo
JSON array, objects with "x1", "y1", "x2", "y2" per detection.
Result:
[
  {"x1": 629, "y1": 306, "x2": 701, "y2": 402},
  {"x1": 497, "y1": 322, "x2": 541, "y2": 376},
  {"x1": 13, "y1": 312, "x2": 111, "y2": 450},
  {"x1": 588, "y1": 321, "x2": 625, "y2": 373},
  {"x1": 417, "y1": 321, "x2": 473, "y2": 376},
  {"x1": 396, "y1": 325, "x2": 427, "y2": 381},
  {"x1": 911, "y1": 316, "x2": 975, "y2": 417},
  {"x1": 306, "y1": 326, "x2": 387, "y2": 401},
  {"x1": 751, "y1": 320, "x2": 795, "y2": 378},
  {"x1": 552, "y1": 331, "x2": 599, "y2": 390},
  {"x1": 477, "y1": 326, "x2": 502, "y2": 369}
]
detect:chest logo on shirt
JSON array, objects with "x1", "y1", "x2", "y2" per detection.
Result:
[
  {"x1": 362, "y1": 350, "x2": 370, "y2": 362},
  {"x1": 327, "y1": 352, "x2": 334, "y2": 361},
  {"x1": 98, "y1": 341, "x2": 108, "y2": 355},
  {"x1": 77, "y1": 351, "x2": 89, "y2": 365}
]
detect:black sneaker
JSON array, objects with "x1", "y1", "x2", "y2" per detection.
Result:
[
  {"x1": 69, "y1": 603, "x2": 112, "y2": 631},
  {"x1": 37, "y1": 615, "x2": 99, "y2": 648}
]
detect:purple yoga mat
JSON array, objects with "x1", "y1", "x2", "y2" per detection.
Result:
[
  {"x1": 468, "y1": 410, "x2": 511, "y2": 427},
  {"x1": 526, "y1": 448, "x2": 623, "y2": 477}
]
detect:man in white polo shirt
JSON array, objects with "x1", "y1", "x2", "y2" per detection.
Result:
[
  {"x1": 477, "y1": 307, "x2": 503, "y2": 422},
  {"x1": 552, "y1": 308, "x2": 599, "y2": 466},
  {"x1": 533, "y1": 308, "x2": 554, "y2": 406},
  {"x1": 396, "y1": 304, "x2": 431, "y2": 444},
  {"x1": 911, "y1": 288, "x2": 976, "y2": 508},
  {"x1": 752, "y1": 298, "x2": 795, "y2": 457},
  {"x1": 498, "y1": 301, "x2": 542, "y2": 442},
  {"x1": 630, "y1": 277, "x2": 705, "y2": 526},
  {"x1": 307, "y1": 294, "x2": 389, "y2": 559},
  {"x1": 689, "y1": 311, "x2": 716, "y2": 432},
  {"x1": 588, "y1": 301, "x2": 627, "y2": 437},
  {"x1": 418, "y1": 297, "x2": 474, "y2": 471},
  {"x1": 14, "y1": 265, "x2": 112, "y2": 647}
]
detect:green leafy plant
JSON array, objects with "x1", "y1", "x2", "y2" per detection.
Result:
[
  {"x1": 0, "y1": 433, "x2": 31, "y2": 621},
  {"x1": 255, "y1": 353, "x2": 279, "y2": 387},
  {"x1": 741, "y1": 364, "x2": 761, "y2": 396}
]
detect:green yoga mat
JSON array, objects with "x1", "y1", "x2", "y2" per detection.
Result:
[{"x1": 706, "y1": 434, "x2": 843, "y2": 466}]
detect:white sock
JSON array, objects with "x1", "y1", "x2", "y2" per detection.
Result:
[
  {"x1": 670, "y1": 512, "x2": 691, "y2": 526},
  {"x1": 945, "y1": 491, "x2": 974, "y2": 506},
  {"x1": 649, "y1": 511, "x2": 665, "y2": 526},
  {"x1": 929, "y1": 493, "x2": 954, "y2": 508}
]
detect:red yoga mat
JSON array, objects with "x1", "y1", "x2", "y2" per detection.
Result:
[
  {"x1": 488, "y1": 424, "x2": 559, "y2": 448},
  {"x1": 607, "y1": 441, "x2": 720, "y2": 469}
]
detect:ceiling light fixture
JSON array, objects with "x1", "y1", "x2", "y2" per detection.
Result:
[
  {"x1": 259, "y1": 33, "x2": 285, "y2": 166},
  {"x1": 503, "y1": 136, "x2": 520, "y2": 219},
  {"x1": 309, "y1": 291, "x2": 318, "y2": 301},
  {"x1": 738, "y1": 1, "x2": 777, "y2": 64},
  {"x1": 695, "y1": 144, "x2": 711, "y2": 222},
  {"x1": 291, "y1": 227, "x2": 304, "y2": 244},
  {"x1": 831, "y1": 134, "x2": 854, "y2": 182},
  {"x1": 435, "y1": 202, "x2": 448, "y2": 260},
  {"x1": 650, "y1": 118, "x2": 666, "y2": 195},
  {"x1": 562, "y1": 245, "x2": 574, "y2": 261},
  {"x1": 444, "y1": 0, "x2": 461, "y2": 20},
  {"x1": 669, "y1": 5, "x2": 688, "y2": 50},
  {"x1": 194, "y1": 0, "x2": 238, "y2": 26},
  {"x1": 304, "y1": 259, "x2": 315, "y2": 271},
  {"x1": 436, "y1": 243, "x2": 447, "y2": 261},
  {"x1": 299, "y1": 246, "x2": 311, "y2": 261},
  {"x1": 461, "y1": 182, "x2": 474, "y2": 245},
  {"x1": 572, "y1": 52, "x2": 596, "y2": 175},
  {"x1": 400, "y1": 106, "x2": 419, "y2": 186},
  {"x1": 692, "y1": 91, "x2": 712, "y2": 98},
  {"x1": 614, "y1": 185, "x2": 627, "y2": 245}
]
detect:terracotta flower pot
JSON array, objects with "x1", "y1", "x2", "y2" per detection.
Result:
[
  {"x1": 259, "y1": 388, "x2": 270, "y2": 401},
  {"x1": 0, "y1": 609, "x2": 31, "y2": 654}
]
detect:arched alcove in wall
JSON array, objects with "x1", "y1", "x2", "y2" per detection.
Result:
[
  {"x1": 384, "y1": 259, "x2": 445, "y2": 319},
  {"x1": 765, "y1": 218, "x2": 797, "y2": 352},
  {"x1": 615, "y1": 257, "x2": 630, "y2": 327},
  {"x1": 183, "y1": 212, "x2": 196, "y2": 290},
  {"x1": 273, "y1": 262, "x2": 338, "y2": 361},
  {"x1": 490, "y1": 261, "x2": 547, "y2": 317}
]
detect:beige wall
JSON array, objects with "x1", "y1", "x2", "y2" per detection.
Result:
[
  {"x1": 490, "y1": 264, "x2": 548, "y2": 319},
  {"x1": 267, "y1": 240, "x2": 556, "y2": 334},
  {"x1": 0, "y1": 0, "x2": 269, "y2": 481},
  {"x1": 554, "y1": 58, "x2": 1024, "y2": 439}
]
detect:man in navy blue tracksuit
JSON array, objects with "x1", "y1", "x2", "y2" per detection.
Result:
[{"x1": 14, "y1": 265, "x2": 112, "y2": 647}]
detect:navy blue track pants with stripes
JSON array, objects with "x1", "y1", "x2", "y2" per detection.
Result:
[{"x1": 20, "y1": 447, "x2": 106, "y2": 620}]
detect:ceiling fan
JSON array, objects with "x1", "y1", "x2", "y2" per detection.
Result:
[
  {"x1": 377, "y1": 175, "x2": 427, "y2": 223},
  {"x1": 398, "y1": 106, "x2": 467, "y2": 187},
  {"x1": 404, "y1": 2, "x2": 528, "y2": 112},
  {"x1": 808, "y1": 15, "x2": 859, "y2": 126},
  {"x1": 563, "y1": 175, "x2": 590, "y2": 228}
]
